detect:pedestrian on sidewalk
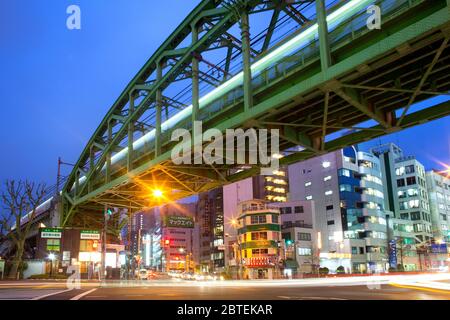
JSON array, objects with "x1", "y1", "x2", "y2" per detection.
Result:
[
  {"x1": 95, "y1": 262, "x2": 101, "y2": 281},
  {"x1": 87, "y1": 262, "x2": 94, "y2": 280}
]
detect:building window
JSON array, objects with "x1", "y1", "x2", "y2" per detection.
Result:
[
  {"x1": 322, "y1": 161, "x2": 331, "y2": 168},
  {"x1": 251, "y1": 215, "x2": 267, "y2": 224},
  {"x1": 294, "y1": 206, "x2": 304, "y2": 213},
  {"x1": 46, "y1": 239, "x2": 60, "y2": 252},
  {"x1": 405, "y1": 165, "x2": 415, "y2": 174},
  {"x1": 400, "y1": 213, "x2": 409, "y2": 220},
  {"x1": 406, "y1": 176, "x2": 416, "y2": 186},
  {"x1": 327, "y1": 220, "x2": 335, "y2": 226},
  {"x1": 326, "y1": 205, "x2": 334, "y2": 211},
  {"x1": 79, "y1": 239, "x2": 98, "y2": 252},
  {"x1": 340, "y1": 184, "x2": 352, "y2": 192},
  {"x1": 272, "y1": 215, "x2": 279, "y2": 224},
  {"x1": 397, "y1": 179, "x2": 405, "y2": 187},
  {"x1": 396, "y1": 166, "x2": 405, "y2": 176},
  {"x1": 251, "y1": 232, "x2": 268, "y2": 241},
  {"x1": 305, "y1": 181, "x2": 312, "y2": 187},
  {"x1": 297, "y1": 233, "x2": 311, "y2": 241},
  {"x1": 359, "y1": 247, "x2": 364, "y2": 254},
  {"x1": 407, "y1": 188, "x2": 418, "y2": 197},
  {"x1": 351, "y1": 247, "x2": 358, "y2": 255},
  {"x1": 408, "y1": 199, "x2": 420, "y2": 208},
  {"x1": 298, "y1": 247, "x2": 312, "y2": 256},
  {"x1": 324, "y1": 175, "x2": 332, "y2": 181},
  {"x1": 410, "y1": 212, "x2": 421, "y2": 220},
  {"x1": 306, "y1": 195, "x2": 312, "y2": 200},
  {"x1": 339, "y1": 169, "x2": 351, "y2": 177},
  {"x1": 325, "y1": 190, "x2": 333, "y2": 196},
  {"x1": 252, "y1": 249, "x2": 269, "y2": 255}
]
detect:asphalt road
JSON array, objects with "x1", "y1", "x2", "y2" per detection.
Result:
[{"x1": 0, "y1": 276, "x2": 449, "y2": 300}]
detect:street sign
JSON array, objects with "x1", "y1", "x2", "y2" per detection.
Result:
[
  {"x1": 80, "y1": 230, "x2": 101, "y2": 240},
  {"x1": 164, "y1": 216, "x2": 194, "y2": 228},
  {"x1": 41, "y1": 228, "x2": 62, "y2": 239},
  {"x1": 63, "y1": 251, "x2": 71, "y2": 261},
  {"x1": 431, "y1": 243, "x2": 448, "y2": 254}
]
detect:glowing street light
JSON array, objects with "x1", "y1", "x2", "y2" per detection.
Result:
[
  {"x1": 48, "y1": 253, "x2": 56, "y2": 261},
  {"x1": 152, "y1": 189, "x2": 163, "y2": 198}
]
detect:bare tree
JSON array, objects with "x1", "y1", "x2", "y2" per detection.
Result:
[{"x1": 1, "y1": 180, "x2": 46, "y2": 279}]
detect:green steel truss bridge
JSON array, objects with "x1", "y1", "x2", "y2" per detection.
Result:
[{"x1": 60, "y1": 0, "x2": 450, "y2": 228}]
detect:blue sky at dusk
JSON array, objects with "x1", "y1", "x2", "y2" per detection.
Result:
[{"x1": 0, "y1": 0, "x2": 449, "y2": 188}]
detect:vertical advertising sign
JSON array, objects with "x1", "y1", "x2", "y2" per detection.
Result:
[{"x1": 389, "y1": 239, "x2": 397, "y2": 268}]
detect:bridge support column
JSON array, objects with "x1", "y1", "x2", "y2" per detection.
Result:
[
  {"x1": 316, "y1": 0, "x2": 331, "y2": 71},
  {"x1": 127, "y1": 93, "x2": 135, "y2": 171},
  {"x1": 241, "y1": 9, "x2": 253, "y2": 112},
  {"x1": 156, "y1": 62, "x2": 163, "y2": 157}
]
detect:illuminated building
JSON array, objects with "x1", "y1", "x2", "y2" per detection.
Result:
[
  {"x1": 288, "y1": 147, "x2": 389, "y2": 273},
  {"x1": 196, "y1": 169, "x2": 288, "y2": 274},
  {"x1": 371, "y1": 143, "x2": 433, "y2": 243},
  {"x1": 271, "y1": 201, "x2": 317, "y2": 276},
  {"x1": 236, "y1": 200, "x2": 282, "y2": 280},
  {"x1": 197, "y1": 189, "x2": 224, "y2": 273},
  {"x1": 140, "y1": 203, "x2": 199, "y2": 272},
  {"x1": 426, "y1": 170, "x2": 450, "y2": 243}
]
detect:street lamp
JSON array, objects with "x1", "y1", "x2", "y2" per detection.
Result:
[{"x1": 152, "y1": 189, "x2": 163, "y2": 198}]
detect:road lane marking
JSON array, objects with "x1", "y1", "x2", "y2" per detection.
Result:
[
  {"x1": 31, "y1": 289, "x2": 74, "y2": 300},
  {"x1": 390, "y1": 283, "x2": 450, "y2": 295},
  {"x1": 70, "y1": 288, "x2": 98, "y2": 300}
]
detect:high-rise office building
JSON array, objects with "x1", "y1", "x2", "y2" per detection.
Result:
[
  {"x1": 426, "y1": 170, "x2": 450, "y2": 242},
  {"x1": 371, "y1": 143, "x2": 433, "y2": 244},
  {"x1": 288, "y1": 147, "x2": 389, "y2": 273},
  {"x1": 197, "y1": 188, "x2": 224, "y2": 273}
]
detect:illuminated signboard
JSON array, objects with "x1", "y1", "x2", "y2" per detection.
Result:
[
  {"x1": 319, "y1": 252, "x2": 352, "y2": 259},
  {"x1": 389, "y1": 239, "x2": 397, "y2": 268},
  {"x1": 41, "y1": 228, "x2": 62, "y2": 239},
  {"x1": 80, "y1": 230, "x2": 101, "y2": 240},
  {"x1": 164, "y1": 216, "x2": 194, "y2": 228}
]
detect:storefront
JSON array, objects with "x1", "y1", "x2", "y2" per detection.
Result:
[{"x1": 37, "y1": 228, "x2": 102, "y2": 275}]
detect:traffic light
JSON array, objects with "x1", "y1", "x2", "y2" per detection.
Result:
[
  {"x1": 106, "y1": 208, "x2": 113, "y2": 216},
  {"x1": 285, "y1": 239, "x2": 293, "y2": 246}
]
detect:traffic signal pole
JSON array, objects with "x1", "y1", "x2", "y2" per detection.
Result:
[{"x1": 102, "y1": 205, "x2": 108, "y2": 281}]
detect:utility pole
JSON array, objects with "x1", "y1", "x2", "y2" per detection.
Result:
[
  {"x1": 56, "y1": 157, "x2": 75, "y2": 196},
  {"x1": 102, "y1": 205, "x2": 110, "y2": 281},
  {"x1": 56, "y1": 157, "x2": 62, "y2": 196}
]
